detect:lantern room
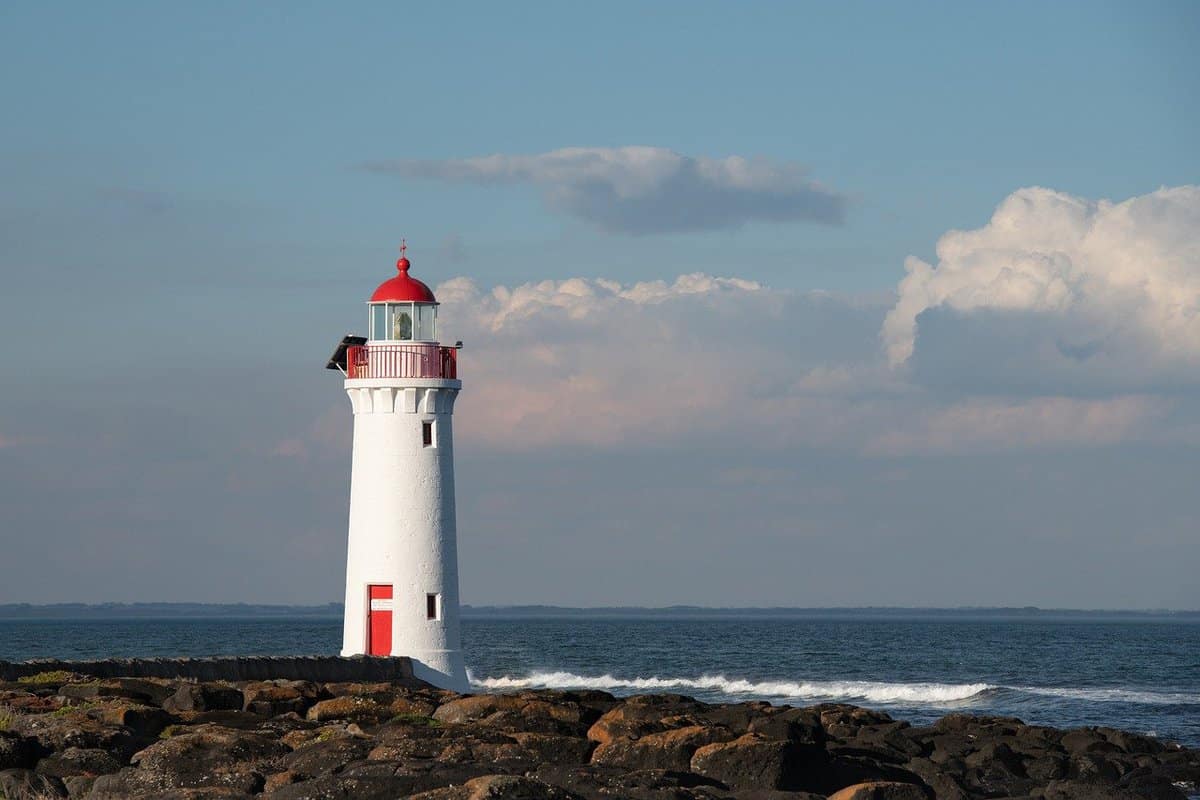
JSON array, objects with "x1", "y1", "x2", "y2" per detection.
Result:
[{"x1": 367, "y1": 244, "x2": 438, "y2": 342}]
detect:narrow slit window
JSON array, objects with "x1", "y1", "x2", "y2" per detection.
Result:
[
  {"x1": 422, "y1": 421, "x2": 434, "y2": 447},
  {"x1": 426, "y1": 593, "x2": 440, "y2": 620}
]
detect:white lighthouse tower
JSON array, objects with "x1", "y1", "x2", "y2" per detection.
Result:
[{"x1": 327, "y1": 243, "x2": 468, "y2": 692}]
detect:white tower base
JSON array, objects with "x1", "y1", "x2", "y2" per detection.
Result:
[{"x1": 341, "y1": 375, "x2": 469, "y2": 694}]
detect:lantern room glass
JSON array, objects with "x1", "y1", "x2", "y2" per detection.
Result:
[{"x1": 369, "y1": 302, "x2": 437, "y2": 342}]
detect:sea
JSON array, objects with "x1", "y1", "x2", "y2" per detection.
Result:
[{"x1": 1, "y1": 614, "x2": 1197, "y2": 748}]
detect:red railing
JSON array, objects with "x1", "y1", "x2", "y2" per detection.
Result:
[{"x1": 346, "y1": 344, "x2": 458, "y2": 379}]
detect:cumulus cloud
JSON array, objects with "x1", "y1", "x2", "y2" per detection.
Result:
[
  {"x1": 365, "y1": 146, "x2": 848, "y2": 234},
  {"x1": 434, "y1": 273, "x2": 891, "y2": 450},
  {"x1": 883, "y1": 185, "x2": 1200, "y2": 387},
  {"x1": 428, "y1": 271, "x2": 1178, "y2": 455}
]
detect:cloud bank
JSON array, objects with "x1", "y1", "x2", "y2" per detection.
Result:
[
  {"x1": 422, "y1": 185, "x2": 1197, "y2": 455},
  {"x1": 882, "y1": 185, "x2": 1200, "y2": 391},
  {"x1": 365, "y1": 146, "x2": 848, "y2": 234}
]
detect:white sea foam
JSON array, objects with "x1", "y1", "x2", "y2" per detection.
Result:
[
  {"x1": 471, "y1": 670, "x2": 992, "y2": 705},
  {"x1": 1014, "y1": 686, "x2": 1200, "y2": 705}
]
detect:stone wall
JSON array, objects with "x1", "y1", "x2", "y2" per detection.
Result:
[{"x1": 0, "y1": 655, "x2": 416, "y2": 684}]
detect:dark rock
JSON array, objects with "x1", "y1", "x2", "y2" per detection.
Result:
[
  {"x1": 436, "y1": 692, "x2": 605, "y2": 738},
  {"x1": 174, "y1": 709, "x2": 268, "y2": 730},
  {"x1": 413, "y1": 774, "x2": 583, "y2": 799},
  {"x1": 903, "y1": 757, "x2": 969, "y2": 800},
  {"x1": 11, "y1": 710, "x2": 138, "y2": 762},
  {"x1": 279, "y1": 735, "x2": 374, "y2": 778},
  {"x1": 748, "y1": 707, "x2": 825, "y2": 747},
  {"x1": 0, "y1": 730, "x2": 40, "y2": 770},
  {"x1": 163, "y1": 684, "x2": 244, "y2": 714},
  {"x1": 1026, "y1": 753, "x2": 1069, "y2": 781},
  {"x1": 58, "y1": 678, "x2": 178, "y2": 708},
  {"x1": 698, "y1": 701, "x2": 773, "y2": 734},
  {"x1": 408, "y1": 774, "x2": 584, "y2": 800},
  {"x1": 592, "y1": 724, "x2": 733, "y2": 771},
  {"x1": 324, "y1": 683, "x2": 448, "y2": 717},
  {"x1": 820, "y1": 756, "x2": 931, "y2": 797},
  {"x1": 89, "y1": 725, "x2": 287, "y2": 796},
  {"x1": 963, "y1": 740, "x2": 1026, "y2": 776},
  {"x1": 819, "y1": 705, "x2": 897, "y2": 740},
  {"x1": 62, "y1": 774, "x2": 98, "y2": 797},
  {"x1": 33, "y1": 746, "x2": 121, "y2": 778},
  {"x1": 1038, "y1": 778, "x2": 1148, "y2": 799},
  {"x1": 932, "y1": 713, "x2": 1024, "y2": 735},
  {"x1": 0, "y1": 768, "x2": 68, "y2": 799},
  {"x1": 242, "y1": 680, "x2": 322, "y2": 717},
  {"x1": 1061, "y1": 728, "x2": 1123, "y2": 754},
  {"x1": 266, "y1": 760, "x2": 496, "y2": 799},
  {"x1": 827, "y1": 782, "x2": 930, "y2": 800},
  {"x1": 1070, "y1": 751, "x2": 1123, "y2": 783},
  {"x1": 508, "y1": 732, "x2": 594, "y2": 766},
  {"x1": 305, "y1": 694, "x2": 394, "y2": 723},
  {"x1": 690, "y1": 732, "x2": 806, "y2": 791},
  {"x1": 90, "y1": 701, "x2": 174, "y2": 738}
]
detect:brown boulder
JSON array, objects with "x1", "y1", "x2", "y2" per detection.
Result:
[
  {"x1": 58, "y1": 678, "x2": 178, "y2": 707},
  {"x1": 691, "y1": 732, "x2": 805, "y2": 790},
  {"x1": 91, "y1": 701, "x2": 174, "y2": 738},
  {"x1": 433, "y1": 694, "x2": 527, "y2": 725},
  {"x1": 241, "y1": 680, "x2": 321, "y2": 717},
  {"x1": 408, "y1": 774, "x2": 582, "y2": 800},
  {"x1": 586, "y1": 694, "x2": 706, "y2": 747},
  {"x1": 827, "y1": 781, "x2": 930, "y2": 800},
  {"x1": 508, "y1": 732, "x2": 594, "y2": 766},
  {"x1": 592, "y1": 723, "x2": 733, "y2": 771},
  {"x1": 305, "y1": 695, "x2": 392, "y2": 723}
]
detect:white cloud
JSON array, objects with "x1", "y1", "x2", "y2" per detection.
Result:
[
  {"x1": 434, "y1": 273, "x2": 891, "y2": 450},
  {"x1": 882, "y1": 185, "x2": 1200, "y2": 384},
  {"x1": 430, "y1": 262, "x2": 1192, "y2": 455},
  {"x1": 365, "y1": 146, "x2": 847, "y2": 234}
]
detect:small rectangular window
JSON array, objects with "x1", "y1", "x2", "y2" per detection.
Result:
[
  {"x1": 422, "y1": 421, "x2": 434, "y2": 447},
  {"x1": 426, "y1": 593, "x2": 440, "y2": 620}
]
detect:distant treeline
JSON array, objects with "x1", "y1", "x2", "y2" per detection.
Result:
[{"x1": 1, "y1": 603, "x2": 1197, "y2": 621}]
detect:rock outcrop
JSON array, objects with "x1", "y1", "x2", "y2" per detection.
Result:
[{"x1": 0, "y1": 671, "x2": 1195, "y2": 799}]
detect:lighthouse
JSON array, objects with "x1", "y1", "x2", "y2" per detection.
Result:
[{"x1": 326, "y1": 244, "x2": 469, "y2": 692}]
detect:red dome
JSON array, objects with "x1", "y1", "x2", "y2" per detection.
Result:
[{"x1": 369, "y1": 256, "x2": 436, "y2": 303}]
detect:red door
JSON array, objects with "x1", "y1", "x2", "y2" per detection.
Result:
[{"x1": 367, "y1": 585, "x2": 393, "y2": 656}]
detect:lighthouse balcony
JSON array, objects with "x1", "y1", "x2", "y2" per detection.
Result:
[{"x1": 346, "y1": 343, "x2": 458, "y2": 380}]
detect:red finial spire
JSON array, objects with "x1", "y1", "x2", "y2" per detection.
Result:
[{"x1": 397, "y1": 239, "x2": 410, "y2": 273}]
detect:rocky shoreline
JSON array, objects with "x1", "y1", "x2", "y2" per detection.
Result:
[{"x1": 1, "y1": 671, "x2": 1196, "y2": 799}]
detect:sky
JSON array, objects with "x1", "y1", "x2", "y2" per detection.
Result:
[{"x1": 1, "y1": 1, "x2": 1197, "y2": 609}]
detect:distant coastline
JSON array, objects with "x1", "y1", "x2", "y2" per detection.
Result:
[{"x1": 1, "y1": 602, "x2": 1196, "y2": 621}]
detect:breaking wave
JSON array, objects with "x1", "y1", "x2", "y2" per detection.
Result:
[
  {"x1": 471, "y1": 670, "x2": 992, "y2": 705},
  {"x1": 1013, "y1": 686, "x2": 1200, "y2": 705}
]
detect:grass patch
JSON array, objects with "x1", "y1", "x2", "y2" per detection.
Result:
[
  {"x1": 159, "y1": 724, "x2": 187, "y2": 739},
  {"x1": 17, "y1": 670, "x2": 79, "y2": 685},
  {"x1": 50, "y1": 700, "x2": 99, "y2": 717},
  {"x1": 390, "y1": 713, "x2": 440, "y2": 727},
  {"x1": 0, "y1": 708, "x2": 15, "y2": 730}
]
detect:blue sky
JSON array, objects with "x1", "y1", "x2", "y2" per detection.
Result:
[{"x1": 1, "y1": 2, "x2": 1197, "y2": 607}]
